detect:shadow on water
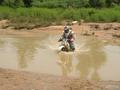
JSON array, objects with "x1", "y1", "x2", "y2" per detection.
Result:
[{"x1": 76, "y1": 37, "x2": 107, "y2": 80}]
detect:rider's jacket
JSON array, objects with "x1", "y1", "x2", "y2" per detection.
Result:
[{"x1": 62, "y1": 30, "x2": 75, "y2": 42}]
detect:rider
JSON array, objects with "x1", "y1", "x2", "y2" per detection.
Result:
[{"x1": 58, "y1": 25, "x2": 75, "y2": 51}]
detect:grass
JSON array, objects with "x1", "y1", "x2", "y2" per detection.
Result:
[{"x1": 0, "y1": 6, "x2": 120, "y2": 29}]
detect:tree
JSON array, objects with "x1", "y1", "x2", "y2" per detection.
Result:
[
  {"x1": 3, "y1": 0, "x2": 14, "y2": 7},
  {"x1": 0, "y1": 0, "x2": 4, "y2": 5},
  {"x1": 105, "y1": 0, "x2": 112, "y2": 7},
  {"x1": 79, "y1": 0, "x2": 89, "y2": 7},
  {"x1": 40, "y1": 0, "x2": 43, "y2": 2},
  {"x1": 113, "y1": 0, "x2": 120, "y2": 5},
  {"x1": 98, "y1": 0, "x2": 106, "y2": 7},
  {"x1": 13, "y1": 0, "x2": 24, "y2": 7},
  {"x1": 2, "y1": 0, "x2": 24, "y2": 7},
  {"x1": 23, "y1": 0, "x2": 32, "y2": 7},
  {"x1": 72, "y1": 0, "x2": 89, "y2": 8},
  {"x1": 89, "y1": 0, "x2": 106, "y2": 8},
  {"x1": 89, "y1": 0, "x2": 97, "y2": 7}
]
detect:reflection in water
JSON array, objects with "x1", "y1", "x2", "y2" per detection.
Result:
[
  {"x1": 76, "y1": 37, "x2": 106, "y2": 80},
  {"x1": 0, "y1": 35, "x2": 120, "y2": 80},
  {"x1": 14, "y1": 37, "x2": 40, "y2": 68},
  {"x1": 13, "y1": 33, "x2": 48, "y2": 68},
  {"x1": 58, "y1": 52, "x2": 73, "y2": 76},
  {"x1": 0, "y1": 38, "x2": 5, "y2": 48}
]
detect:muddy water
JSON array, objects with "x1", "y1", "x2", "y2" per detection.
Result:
[{"x1": 0, "y1": 32, "x2": 120, "y2": 81}]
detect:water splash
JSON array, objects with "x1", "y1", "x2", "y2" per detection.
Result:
[{"x1": 41, "y1": 35, "x2": 90, "y2": 54}]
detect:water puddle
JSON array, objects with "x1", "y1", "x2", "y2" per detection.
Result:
[{"x1": 0, "y1": 33, "x2": 120, "y2": 81}]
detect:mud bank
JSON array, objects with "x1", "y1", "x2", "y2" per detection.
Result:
[
  {"x1": 0, "y1": 68, "x2": 120, "y2": 90},
  {"x1": 0, "y1": 22, "x2": 120, "y2": 52},
  {"x1": 0, "y1": 20, "x2": 120, "y2": 45}
]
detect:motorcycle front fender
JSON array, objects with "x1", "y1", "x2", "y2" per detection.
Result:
[{"x1": 58, "y1": 45, "x2": 64, "y2": 51}]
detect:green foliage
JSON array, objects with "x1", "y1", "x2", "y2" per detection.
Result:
[
  {"x1": 33, "y1": 0, "x2": 90, "y2": 8},
  {"x1": 0, "y1": 0, "x2": 120, "y2": 30},
  {"x1": 105, "y1": 0, "x2": 112, "y2": 7},
  {"x1": 0, "y1": 0, "x2": 4, "y2": 5},
  {"x1": 0, "y1": 0, "x2": 120, "y2": 8},
  {"x1": 89, "y1": 0, "x2": 106, "y2": 8},
  {"x1": 1, "y1": 0, "x2": 24, "y2": 7},
  {"x1": 23, "y1": 0, "x2": 32, "y2": 7},
  {"x1": 13, "y1": 0, "x2": 24, "y2": 7},
  {"x1": 1, "y1": 6, "x2": 120, "y2": 29},
  {"x1": 2, "y1": 0, "x2": 14, "y2": 7}
]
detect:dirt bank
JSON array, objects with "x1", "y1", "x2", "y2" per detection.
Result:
[
  {"x1": 0, "y1": 68, "x2": 120, "y2": 90},
  {"x1": 35, "y1": 23, "x2": 120, "y2": 45},
  {"x1": 0, "y1": 20, "x2": 120, "y2": 45}
]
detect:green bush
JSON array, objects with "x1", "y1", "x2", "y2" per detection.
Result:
[
  {"x1": 1, "y1": 0, "x2": 120, "y2": 8},
  {"x1": 2, "y1": 0, "x2": 24, "y2": 7},
  {"x1": 1, "y1": 6, "x2": 120, "y2": 28}
]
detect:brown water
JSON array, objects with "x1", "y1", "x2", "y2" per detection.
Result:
[{"x1": 0, "y1": 32, "x2": 120, "y2": 81}]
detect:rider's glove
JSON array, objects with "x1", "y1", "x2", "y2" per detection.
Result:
[
  {"x1": 70, "y1": 38, "x2": 74, "y2": 42},
  {"x1": 58, "y1": 39, "x2": 62, "y2": 42}
]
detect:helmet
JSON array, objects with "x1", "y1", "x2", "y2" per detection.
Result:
[
  {"x1": 64, "y1": 25, "x2": 69, "y2": 30},
  {"x1": 64, "y1": 26, "x2": 70, "y2": 33}
]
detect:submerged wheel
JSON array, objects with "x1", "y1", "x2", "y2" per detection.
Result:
[{"x1": 61, "y1": 47, "x2": 69, "y2": 52}]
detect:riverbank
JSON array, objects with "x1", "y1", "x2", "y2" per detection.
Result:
[
  {"x1": 0, "y1": 20, "x2": 120, "y2": 45},
  {"x1": 0, "y1": 68, "x2": 120, "y2": 90}
]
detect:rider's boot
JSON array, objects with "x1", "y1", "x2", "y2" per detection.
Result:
[{"x1": 69, "y1": 42, "x2": 75, "y2": 51}]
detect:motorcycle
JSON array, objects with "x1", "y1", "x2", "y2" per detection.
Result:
[{"x1": 58, "y1": 39, "x2": 71, "y2": 52}]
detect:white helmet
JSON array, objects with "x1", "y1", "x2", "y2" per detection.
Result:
[
  {"x1": 64, "y1": 25, "x2": 69, "y2": 30},
  {"x1": 64, "y1": 26, "x2": 70, "y2": 33}
]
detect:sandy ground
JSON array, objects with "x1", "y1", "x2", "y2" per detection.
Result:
[
  {"x1": 0, "y1": 68, "x2": 120, "y2": 90},
  {"x1": 0, "y1": 20, "x2": 120, "y2": 90}
]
